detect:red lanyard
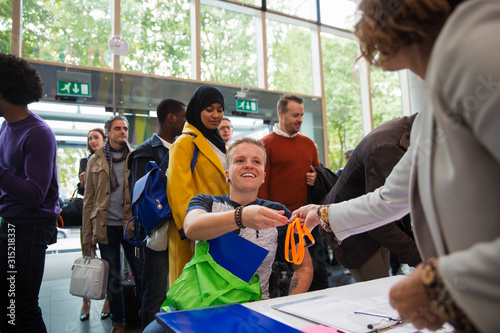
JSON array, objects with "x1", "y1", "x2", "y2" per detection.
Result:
[{"x1": 285, "y1": 218, "x2": 315, "y2": 265}]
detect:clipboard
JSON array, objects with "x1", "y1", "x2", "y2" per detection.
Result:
[
  {"x1": 207, "y1": 231, "x2": 269, "y2": 283},
  {"x1": 271, "y1": 295, "x2": 456, "y2": 333},
  {"x1": 156, "y1": 303, "x2": 301, "y2": 333}
]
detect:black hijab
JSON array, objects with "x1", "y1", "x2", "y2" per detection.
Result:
[{"x1": 186, "y1": 85, "x2": 227, "y2": 154}]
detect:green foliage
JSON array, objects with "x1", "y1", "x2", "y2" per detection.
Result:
[
  {"x1": 200, "y1": 4, "x2": 257, "y2": 86},
  {"x1": 10, "y1": 0, "x2": 404, "y2": 183},
  {"x1": 57, "y1": 147, "x2": 86, "y2": 199},
  {"x1": 371, "y1": 67, "x2": 403, "y2": 127},
  {"x1": 267, "y1": 22, "x2": 313, "y2": 95},
  {"x1": 321, "y1": 34, "x2": 363, "y2": 172},
  {"x1": 0, "y1": 0, "x2": 12, "y2": 54},
  {"x1": 266, "y1": 0, "x2": 312, "y2": 19},
  {"x1": 121, "y1": 0, "x2": 191, "y2": 78},
  {"x1": 21, "y1": 0, "x2": 111, "y2": 67}
]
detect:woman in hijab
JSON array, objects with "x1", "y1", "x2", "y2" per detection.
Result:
[{"x1": 166, "y1": 85, "x2": 230, "y2": 285}]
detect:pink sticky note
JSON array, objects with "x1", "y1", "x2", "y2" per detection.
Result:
[{"x1": 300, "y1": 324, "x2": 340, "y2": 333}]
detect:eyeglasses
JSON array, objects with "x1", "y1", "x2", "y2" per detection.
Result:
[{"x1": 218, "y1": 126, "x2": 232, "y2": 131}]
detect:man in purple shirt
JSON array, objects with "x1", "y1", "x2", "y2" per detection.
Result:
[{"x1": 0, "y1": 53, "x2": 60, "y2": 333}]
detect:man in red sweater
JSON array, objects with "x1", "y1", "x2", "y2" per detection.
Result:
[{"x1": 258, "y1": 94, "x2": 329, "y2": 291}]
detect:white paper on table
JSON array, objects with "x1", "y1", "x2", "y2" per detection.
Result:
[{"x1": 271, "y1": 295, "x2": 455, "y2": 333}]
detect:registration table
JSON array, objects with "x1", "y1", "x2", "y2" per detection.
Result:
[
  {"x1": 243, "y1": 275, "x2": 455, "y2": 333},
  {"x1": 157, "y1": 275, "x2": 455, "y2": 333}
]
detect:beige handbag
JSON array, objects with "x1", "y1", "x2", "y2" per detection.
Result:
[
  {"x1": 69, "y1": 248, "x2": 109, "y2": 300},
  {"x1": 146, "y1": 219, "x2": 169, "y2": 251}
]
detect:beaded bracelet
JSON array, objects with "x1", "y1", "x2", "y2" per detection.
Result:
[
  {"x1": 234, "y1": 206, "x2": 244, "y2": 229},
  {"x1": 421, "y1": 258, "x2": 477, "y2": 332},
  {"x1": 317, "y1": 205, "x2": 331, "y2": 232},
  {"x1": 316, "y1": 205, "x2": 342, "y2": 244}
]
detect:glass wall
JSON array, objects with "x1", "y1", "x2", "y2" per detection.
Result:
[
  {"x1": 2, "y1": 0, "x2": 411, "y2": 167},
  {"x1": 230, "y1": 0, "x2": 261, "y2": 5},
  {"x1": 319, "y1": 0, "x2": 357, "y2": 31},
  {"x1": 121, "y1": 0, "x2": 191, "y2": 78},
  {"x1": 0, "y1": 0, "x2": 12, "y2": 54},
  {"x1": 200, "y1": 2, "x2": 258, "y2": 86},
  {"x1": 266, "y1": 15, "x2": 314, "y2": 95},
  {"x1": 21, "y1": 0, "x2": 111, "y2": 67},
  {"x1": 321, "y1": 31, "x2": 363, "y2": 172},
  {"x1": 25, "y1": 102, "x2": 107, "y2": 199},
  {"x1": 371, "y1": 67, "x2": 403, "y2": 128},
  {"x1": 266, "y1": 0, "x2": 316, "y2": 21}
]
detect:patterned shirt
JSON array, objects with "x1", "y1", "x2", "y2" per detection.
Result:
[{"x1": 187, "y1": 194, "x2": 290, "y2": 299}]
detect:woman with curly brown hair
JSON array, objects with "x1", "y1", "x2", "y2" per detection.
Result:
[
  {"x1": 355, "y1": 0, "x2": 461, "y2": 72},
  {"x1": 293, "y1": 0, "x2": 500, "y2": 331}
]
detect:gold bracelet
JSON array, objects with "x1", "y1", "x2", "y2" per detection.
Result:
[
  {"x1": 422, "y1": 258, "x2": 477, "y2": 332},
  {"x1": 317, "y1": 205, "x2": 331, "y2": 232}
]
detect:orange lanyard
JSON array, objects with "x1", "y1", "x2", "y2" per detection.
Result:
[{"x1": 285, "y1": 218, "x2": 315, "y2": 265}]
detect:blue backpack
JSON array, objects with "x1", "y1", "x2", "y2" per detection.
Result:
[{"x1": 124, "y1": 145, "x2": 199, "y2": 246}]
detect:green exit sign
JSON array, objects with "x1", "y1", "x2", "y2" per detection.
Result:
[
  {"x1": 57, "y1": 81, "x2": 91, "y2": 97},
  {"x1": 236, "y1": 99, "x2": 258, "y2": 113}
]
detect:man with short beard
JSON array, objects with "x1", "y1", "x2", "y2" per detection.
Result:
[{"x1": 258, "y1": 94, "x2": 328, "y2": 292}]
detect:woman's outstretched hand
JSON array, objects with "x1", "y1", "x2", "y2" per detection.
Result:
[{"x1": 290, "y1": 204, "x2": 321, "y2": 231}]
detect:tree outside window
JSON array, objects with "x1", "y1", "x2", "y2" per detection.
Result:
[
  {"x1": 371, "y1": 67, "x2": 403, "y2": 128},
  {"x1": 321, "y1": 32, "x2": 363, "y2": 172},
  {"x1": 121, "y1": 0, "x2": 191, "y2": 78},
  {"x1": 200, "y1": 4, "x2": 258, "y2": 87},
  {"x1": 21, "y1": 0, "x2": 111, "y2": 67},
  {"x1": 0, "y1": 0, "x2": 12, "y2": 54},
  {"x1": 267, "y1": 19, "x2": 313, "y2": 96}
]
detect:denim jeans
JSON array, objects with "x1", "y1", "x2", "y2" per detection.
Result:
[
  {"x1": 98, "y1": 225, "x2": 144, "y2": 327},
  {"x1": 141, "y1": 246, "x2": 169, "y2": 329},
  {"x1": 142, "y1": 309, "x2": 168, "y2": 333},
  {"x1": 0, "y1": 218, "x2": 56, "y2": 333}
]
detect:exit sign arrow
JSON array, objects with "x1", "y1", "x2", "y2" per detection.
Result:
[
  {"x1": 236, "y1": 99, "x2": 258, "y2": 113},
  {"x1": 57, "y1": 81, "x2": 90, "y2": 97}
]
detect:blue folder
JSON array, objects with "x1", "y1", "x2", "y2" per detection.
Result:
[
  {"x1": 207, "y1": 231, "x2": 269, "y2": 283},
  {"x1": 156, "y1": 303, "x2": 301, "y2": 333}
]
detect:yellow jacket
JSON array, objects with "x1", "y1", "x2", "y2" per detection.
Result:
[{"x1": 167, "y1": 124, "x2": 229, "y2": 285}]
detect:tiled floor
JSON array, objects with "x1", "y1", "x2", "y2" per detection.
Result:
[
  {"x1": 40, "y1": 278, "x2": 114, "y2": 333},
  {"x1": 40, "y1": 233, "x2": 143, "y2": 333},
  {"x1": 40, "y1": 233, "x2": 355, "y2": 333}
]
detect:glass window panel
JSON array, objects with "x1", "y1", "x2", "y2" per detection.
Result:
[
  {"x1": 267, "y1": 18, "x2": 313, "y2": 95},
  {"x1": 321, "y1": 32, "x2": 363, "y2": 171},
  {"x1": 29, "y1": 101, "x2": 107, "y2": 146},
  {"x1": 227, "y1": 116, "x2": 269, "y2": 141},
  {"x1": 200, "y1": 3, "x2": 258, "y2": 87},
  {"x1": 232, "y1": 0, "x2": 261, "y2": 6},
  {"x1": 266, "y1": 0, "x2": 316, "y2": 21},
  {"x1": 319, "y1": 0, "x2": 356, "y2": 31},
  {"x1": 371, "y1": 67, "x2": 403, "y2": 128},
  {"x1": 21, "y1": 0, "x2": 111, "y2": 67},
  {"x1": 121, "y1": 0, "x2": 191, "y2": 78},
  {"x1": 57, "y1": 147, "x2": 86, "y2": 198},
  {"x1": 0, "y1": 0, "x2": 12, "y2": 54}
]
